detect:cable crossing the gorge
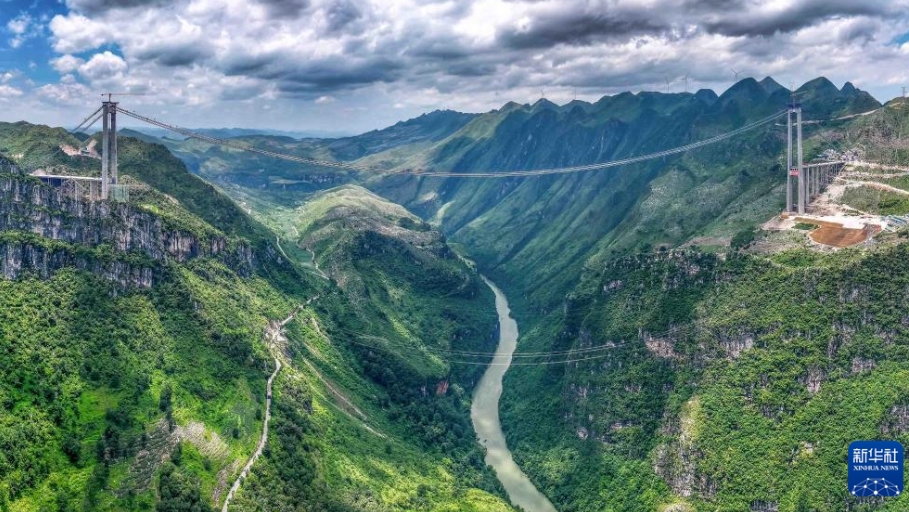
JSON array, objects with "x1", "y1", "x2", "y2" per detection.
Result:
[{"x1": 113, "y1": 105, "x2": 787, "y2": 179}]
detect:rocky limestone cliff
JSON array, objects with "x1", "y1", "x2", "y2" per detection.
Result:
[
  {"x1": 0, "y1": 174, "x2": 257, "y2": 286},
  {"x1": 0, "y1": 239, "x2": 155, "y2": 288}
]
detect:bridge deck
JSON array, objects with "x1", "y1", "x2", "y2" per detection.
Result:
[{"x1": 35, "y1": 175, "x2": 102, "y2": 182}]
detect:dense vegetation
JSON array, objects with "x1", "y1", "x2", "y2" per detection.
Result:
[
  {"x1": 157, "y1": 77, "x2": 880, "y2": 316},
  {"x1": 0, "y1": 132, "x2": 510, "y2": 511},
  {"x1": 138, "y1": 76, "x2": 908, "y2": 511},
  {"x1": 0, "y1": 260, "x2": 292, "y2": 510},
  {"x1": 498, "y1": 233, "x2": 909, "y2": 511},
  {"x1": 5, "y1": 76, "x2": 907, "y2": 512}
]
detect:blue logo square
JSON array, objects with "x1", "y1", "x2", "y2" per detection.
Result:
[{"x1": 849, "y1": 440, "x2": 904, "y2": 497}]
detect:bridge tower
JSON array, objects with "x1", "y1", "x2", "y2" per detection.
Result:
[
  {"x1": 100, "y1": 100, "x2": 118, "y2": 200},
  {"x1": 786, "y1": 100, "x2": 804, "y2": 214}
]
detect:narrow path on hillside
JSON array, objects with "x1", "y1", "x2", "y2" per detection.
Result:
[
  {"x1": 846, "y1": 161, "x2": 909, "y2": 174},
  {"x1": 835, "y1": 177, "x2": 909, "y2": 196},
  {"x1": 305, "y1": 247, "x2": 329, "y2": 280},
  {"x1": 300, "y1": 357, "x2": 387, "y2": 438},
  {"x1": 220, "y1": 300, "x2": 312, "y2": 512},
  {"x1": 275, "y1": 236, "x2": 329, "y2": 280}
]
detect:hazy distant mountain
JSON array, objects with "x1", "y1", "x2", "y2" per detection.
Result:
[{"x1": 128, "y1": 126, "x2": 357, "y2": 140}]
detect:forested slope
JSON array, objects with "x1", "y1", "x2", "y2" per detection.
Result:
[{"x1": 0, "y1": 128, "x2": 511, "y2": 511}]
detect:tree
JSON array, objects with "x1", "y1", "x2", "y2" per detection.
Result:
[{"x1": 156, "y1": 464, "x2": 212, "y2": 512}]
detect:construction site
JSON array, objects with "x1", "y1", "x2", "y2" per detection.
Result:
[
  {"x1": 758, "y1": 95, "x2": 909, "y2": 249},
  {"x1": 764, "y1": 156, "x2": 909, "y2": 248}
]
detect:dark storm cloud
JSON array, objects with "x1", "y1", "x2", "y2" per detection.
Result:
[
  {"x1": 839, "y1": 18, "x2": 881, "y2": 43},
  {"x1": 729, "y1": 37, "x2": 776, "y2": 59},
  {"x1": 680, "y1": 0, "x2": 748, "y2": 13},
  {"x1": 256, "y1": 0, "x2": 311, "y2": 18},
  {"x1": 404, "y1": 32, "x2": 475, "y2": 61},
  {"x1": 493, "y1": 0, "x2": 898, "y2": 53},
  {"x1": 134, "y1": 43, "x2": 214, "y2": 67},
  {"x1": 702, "y1": 0, "x2": 890, "y2": 37},
  {"x1": 498, "y1": 8, "x2": 668, "y2": 49},
  {"x1": 324, "y1": 0, "x2": 363, "y2": 33},
  {"x1": 219, "y1": 84, "x2": 264, "y2": 101},
  {"x1": 226, "y1": 54, "x2": 404, "y2": 95},
  {"x1": 443, "y1": 61, "x2": 498, "y2": 78},
  {"x1": 223, "y1": 53, "x2": 275, "y2": 76},
  {"x1": 67, "y1": 0, "x2": 171, "y2": 14}
]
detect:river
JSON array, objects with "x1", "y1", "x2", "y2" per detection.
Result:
[{"x1": 471, "y1": 277, "x2": 558, "y2": 512}]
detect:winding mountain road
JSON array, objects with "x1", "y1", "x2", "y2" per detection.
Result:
[{"x1": 220, "y1": 299, "x2": 314, "y2": 511}]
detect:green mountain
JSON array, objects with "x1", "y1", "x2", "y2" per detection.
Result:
[
  {"x1": 5, "y1": 76, "x2": 907, "y2": 512},
  {"x1": 0, "y1": 126, "x2": 511, "y2": 511},
  {"x1": 364, "y1": 78, "x2": 879, "y2": 310},
  {"x1": 141, "y1": 77, "x2": 909, "y2": 511},
  {"x1": 159, "y1": 78, "x2": 880, "y2": 312},
  {"x1": 149, "y1": 109, "x2": 477, "y2": 198}
]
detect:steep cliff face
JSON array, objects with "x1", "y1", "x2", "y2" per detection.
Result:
[
  {"x1": 0, "y1": 172, "x2": 255, "y2": 285},
  {"x1": 0, "y1": 235, "x2": 155, "y2": 287},
  {"x1": 500, "y1": 234, "x2": 909, "y2": 511}
]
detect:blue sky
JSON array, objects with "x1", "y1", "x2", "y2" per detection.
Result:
[
  {"x1": 1, "y1": 0, "x2": 64, "y2": 82},
  {"x1": 1, "y1": 0, "x2": 908, "y2": 134}
]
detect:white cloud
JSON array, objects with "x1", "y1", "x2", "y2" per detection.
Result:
[
  {"x1": 36, "y1": 81, "x2": 93, "y2": 105},
  {"x1": 7, "y1": 14, "x2": 35, "y2": 48},
  {"x1": 77, "y1": 51, "x2": 128, "y2": 81},
  {"x1": 0, "y1": 85, "x2": 24, "y2": 98},
  {"x1": 7, "y1": 14, "x2": 30, "y2": 35},
  {"x1": 51, "y1": 54, "x2": 85, "y2": 74},
  {"x1": 4, "y1": 0, "x2": 901, "y2": 131},
  {"x1": 48, "y1": 14, "x2": 108, "y2": 53}
]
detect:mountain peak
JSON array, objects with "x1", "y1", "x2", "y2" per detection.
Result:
[
  {"x1": 497, "y1": 101, "x2": 524, "y2": 113},
  {"x1": 758, "y1": 77, "x2": 785, "y2": 94},
  {"x1": 531, "y1": 98, "x2": 559, "y2": 111},
  {"x1": 717, "y1": 77, "x2": 767, "y2": 104},
  {"x1": 797, "y1": 76, "x2": 839, "y2": 95},
  {"x1": 694, "y1": 89, "x2": 719, "y2": 105}
]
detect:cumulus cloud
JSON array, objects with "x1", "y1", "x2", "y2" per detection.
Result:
[
  {"x1": 48, "y1": 14, "x2": 109, "y2": 53},
  {"x1": 7, "y1": 14, "x2": 30, "y2": 35},
  {"x1": 7, "y1": 14, "x2": 37, "y2": 48},
  {"x1": 78, "y1": 51, "x2": 127, "y2": 81},
  {"x1": 0, "y1": 71, "x2": 18, "y2": 83},
  {"x1": 51, "y1": 54, "x2": 85, "y2": 74},
  {"x1": 36, "y1": 81, "x2": 94, "y2": 105},
  {"x1": 0, "y1": 85, "x2": 24, "y2": 98}
]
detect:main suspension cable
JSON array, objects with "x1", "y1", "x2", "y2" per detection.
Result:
[{"x1": 116, "y1": 106, "x2": 787, "y2": 179}]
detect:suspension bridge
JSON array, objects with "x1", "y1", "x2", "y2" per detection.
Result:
[{"x1": 17, "y1": 96, "x2": 847, "y2": 215}]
